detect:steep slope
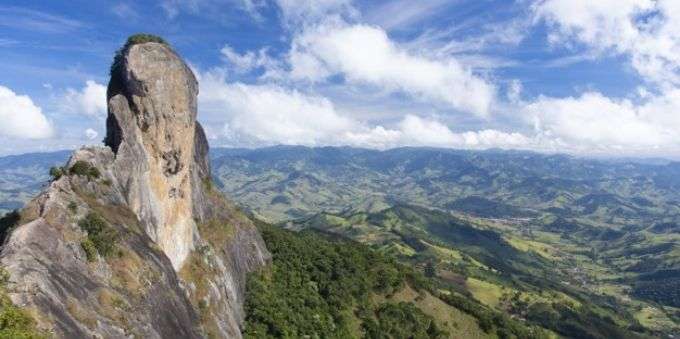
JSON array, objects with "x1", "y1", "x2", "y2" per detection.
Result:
[{"x1": 0, "y1": 35, "x2": 269, "y2": 338}]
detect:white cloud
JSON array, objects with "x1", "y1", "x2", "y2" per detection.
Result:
[
  {"x1": 198, "y1": 69, "x2": 529, "y2": 150},
  {"x1": 533, "y1": 0, "x2": 680, "y2": 86},
  {"x1": 85, "y1": 128, "x2": 98, "y2": 140},
  {"x1": 524, "y1": 91, "x2": 680, "y2": 152},
  {"x1": 61, "y1": 80, "x2": 107, "y2": 117},
  {"x1": 0, "y1": 85, "x2": 53, "y2": 139},
  {"x1": 220, "y1": 45, "x2": 280, "y2": 74},
  {"x1": 288, "y1": 22, "x2": 496, "y2": 117},
  {"x1": 199, "y1": 71, "x2": 357, "y2": 146},
  {"x1": 383, "y1": 115, "x2": 530, "y2": 149}
]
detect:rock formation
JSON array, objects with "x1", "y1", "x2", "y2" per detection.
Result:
[{"x1": 0, "y1": 36, "x2": 270, "y2": 338}]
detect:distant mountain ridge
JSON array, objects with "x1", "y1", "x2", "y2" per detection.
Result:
[{"x1": 3, "y1": 146, "x2": 680, "y2": 218}]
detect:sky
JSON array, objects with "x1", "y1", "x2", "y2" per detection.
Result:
[{"x1": 1, "y1": 0, "x2": 680, "y2": 159}]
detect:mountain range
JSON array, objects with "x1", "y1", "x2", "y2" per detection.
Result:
[{"x1": 2, "y1": 145, "x2": 680, "y2": 337}]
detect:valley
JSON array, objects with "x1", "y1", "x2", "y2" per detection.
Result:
[{"x1": 2, "y1": 146, "x2": 680, "y2": 337}]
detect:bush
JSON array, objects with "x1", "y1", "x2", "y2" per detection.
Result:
[
  {"x1": 49, "y1": 166, "x2": 65, "y2": 180},
  {"x1": 68, "y1": 161, "x2": 100, "y2": 180},
  {"x1": 67, "y1": 202, "x2": 78, "y2": 214},
  {"x1": 78, "y1": 212, "x2": 117, "y2": 259},
  {"x1": 80, "y1": 239, "x2": 97, "y2": 262}
]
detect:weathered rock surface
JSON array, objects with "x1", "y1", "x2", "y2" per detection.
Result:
[{"x1": 0, "y1": 39, "x2": 270, "y2": 338}]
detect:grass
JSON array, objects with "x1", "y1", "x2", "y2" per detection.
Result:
[
  {"x1": 387, "y1": 285, "x2": 492, "y2": 339},
  {"x1": 466, "y1": 278, "x2": 506, "y2": 308},
  {"x1": 504, "y1": 236, "x2": 558, "y2": 260}
]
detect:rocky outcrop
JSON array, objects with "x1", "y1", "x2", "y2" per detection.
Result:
[
  {"x1": 105, "y1": 41, "x2": 202, "y2": 270},
  {"x1": 0, "y1": 37, "x2": 270, "y2": 338}
]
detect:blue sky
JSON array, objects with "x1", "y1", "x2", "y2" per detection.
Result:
[{"x1": 1, "y1": 0, "x2": 679, "y2": 158}]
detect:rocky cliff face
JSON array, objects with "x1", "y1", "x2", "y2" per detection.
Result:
[
  {"x1": 0, "y1": 37, "x2": 270, "y2": 338},
  {"x1": 106, "y1": 41, "x2": 203, "y2": 270}
]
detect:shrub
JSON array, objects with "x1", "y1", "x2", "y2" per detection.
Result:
[
  {"x1": 78, "y1": 212, "x2": 117, "y2": 259},
  {"x1": 81, "y1": 239, "x2": 97, "y2": 262},
  {"x1": 67, "y1": 202, "x2": 78, "y2": 214},
  {"x1": 69, "y1": 161, "x2": 90, "y2": 176},
  {"x1": 87, "y1": 166, "x2": 100, "y2": 179},
  {"x1": 49, "y1": 166, "x2": 64, "y2": 180},
  {"x1": 69, "y1": 161, "x2": 100, "y2": 180}
]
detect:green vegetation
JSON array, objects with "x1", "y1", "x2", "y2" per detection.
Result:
[
  {"x1": 78, "y1": 212, "x2": 117, "y2": 260},
  {"x1": 68, "y1": 161, "x2": 100, "y2": 179},
  {"x1": 360, "y1": 302, "x2": 445, "y2": 338},
  {"x1": 244, "y1": 222, "x2": 447, "y2": 338},
  {"x1": 290, "y1": 205, "x2": 654, "y2": 338},
  {"x1": 244, "y1": 222, "x2": 424, "y2": 338},
  {"x1": 244, "y1": 222, "x2": 551, "y2": 338},
  {"x1": 0, "y1": 268, "x2": 43, "y2": 338},
  {"x1": 205, "y1": 146, "x2": 680, "y2": 336},
  {"x1": 3, "y1": 147, "x2": 680, "y2": 335},
  {"x1": 110, "y1": 33, "x2": 167, "y2": 77},
  {"x1": 48, "y1": 166, "x2": 64, "y2": 181},
  {"x1": 49, "y1": 161, "x2": 100, "y2": 181},
  {"x1": 67, "y1": 202, "x2": 78, "y2": 214}
]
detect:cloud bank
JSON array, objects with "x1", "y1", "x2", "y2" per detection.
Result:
[{"x1": 0, "y1": 86, "x2": 53, "y2": 139}]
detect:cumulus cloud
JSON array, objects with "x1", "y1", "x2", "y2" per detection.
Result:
[
  {"x1": 533, "y1": 0, "x2": 680, "y2": 86},
  {"x1": 288, "y1": 22, "x2": 496, "y2": 117},
  {"x1": 0, "y1": 85, "x2": 53, "y2": 139},
  {"x1": 524, "y1": 91, "x2": 680, "y2": 153},
  {"x1": 199, "y1": 71, "x2": 357, "y2": 146},
  {"x1": 198, "y1": 70, "x2": 528, "y2": 150},
  {"x1": 61, "y1": 80, "x2": 107, "y2": 117},
  {"x1": 339, "y1": 115, "x2": 533, "y2": 150}
]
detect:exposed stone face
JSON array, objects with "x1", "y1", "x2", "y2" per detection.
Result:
[
  {"x1": 0, "y1": 41, "x2": 270, "y2": 338},
  {"x1": 106, "y1": 42, "x2": 199, "y2": 270}
]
